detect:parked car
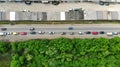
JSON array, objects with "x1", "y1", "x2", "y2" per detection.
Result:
[
  {"x1": 29, "y1": 27, "x2": 35, "y2": 31},
  {"x1": 1, "y1": 28, "x2": 7, "y2": 31},
  {"x1": 42, "y1": 1, "x2": 50, "y2": 4},
  {"x1": 30, "y1": 31, "x2": 36, "y2": 34},
  {"x1": 99, "y1": 1, "x2": 104, "y2": 5},
  {"x1": 70, "y1": 32, "x2": 74, "y2": 35},
  {"x1": 85, "y1": 31, "x2": 91, "y2": 34},
  {"x1": 0, "y1": 32, "x2": 4, "y2": 36},
  {"x1": 13, "y1": 32, "x2": 19, "y2": 35},
  {"x1": 0, "y1": 32, "x2": 7, "y2": 36},
  {"x1": 78, "y1": 32, "x2": 83, "y2": 35},
  {"x1": 112, "y1": 32, "x2": 118, "y2": 35},
  {"x1": 38, "y1": 31, "x2": 45, "y2": 34},
  {"x1": 52, "y1": 1, "x2": 60, "y2": 5},
  {"x1": 25, "y1": 1, "x2": 32, "y2": 5},
  {"x1": 7, "y1": 32, "x2": 13, "y2": 35},
  {"x1": 3, "y1": 32, "x2": 7, "y2": 35},
  {"x1": 99, "y1": 31, "x2": 105, "y2": 34},
  {"x1": 107, "y1": 32, "x2": 113, "y2": 36},
  {"x1": 49, "y1": 32, "x2": 55, "y2": 35},
  {"x1": 19, "y1": 32, "x2": 27, "y2": 35},
  {"x1": 61, "y1": 32, "x2": 66, "y2": 35},
  {"x1": 92, "y1": 32, "x2": 98, "y2": 35}
]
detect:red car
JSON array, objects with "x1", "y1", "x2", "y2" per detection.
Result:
[
  {"x1": 92, "y1": 32, "x2": 98, "y2": 35},
  {"x1": 19, "y1": 32, "x2": 27, "y2": 35}
]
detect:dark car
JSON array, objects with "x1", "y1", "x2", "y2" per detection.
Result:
[
  {"x1": 85, "y1": 31, "x2": 91, "y2": 34},
  {"x1": 99, "y1": 1, "x2": 104, "y2": 5},
  {"x1": 68, "y1": 27, "x2": 73, "y2": 30},
  {"x1": 30, "y1": 31, "x2": 36, "y2": 34},
  {"x1": 61, "y1": 32, "x2": 66, "y2": 35},
  {"x1": 1, "y1": 28, "x2": 7, "y2": 31},
  {"x1": 29, "y1": 27, "x2": 35, "y2": 31},
  {"x1": 52, "y1": 1, "x2": 60, "y2": 5},
  {"x1": 99, "y1": 31, "x2": 105, "y2": 34},
  {"x1": 34, "y1": 1, "x2": 42, "y2": 3},
  {"x1": 25, "y1": 1, "x2": 32, "y2": 5}
]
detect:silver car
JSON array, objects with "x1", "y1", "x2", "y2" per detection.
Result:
[{"x1": 112, "y1": 32, "x2": 118, "y2": 35}]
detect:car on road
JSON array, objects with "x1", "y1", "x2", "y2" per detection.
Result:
[
  {"x1": 29, "y1": 27, "x2": 35, "y2": 31},
  {"x1": 1, "y1": 28, "x2": 7, "y2": 31},
  {"x1": 19, "y1": 32, "x2": 27, "y2": 35},
  {"x1": 99, "y1": 1, "x2": 104, "y2": 5},
  {"x1": 61, "y1": 32, "x2": 66, "y2": 35},
  {"x1": 38, "y1": 31, "x2": 45, "y2": 34},
  {"x1": 68, "y1": 27, "x2": 73, "y2": 30},
  {"x1": 70, "y1": 32, "x2": 74, "y2": 35},
  {"x1": 106, "y1": 32, "x2": 113, "y2": 36},
  {"x1": 49, "y1": 32, "x2": 55, "y2": 35},
  {"x1": 78, "y1": 32, "x2": 83, "y2": 35},
  {"x1": 92, "y1": 32, "x2": 98, "y2": 35},
  {"x1": 13, "y1": 32, "x2": 19, "y2": 35},
  {"x1": 25, "y1": 1, "x2": 32, "y2": 5},
  {"x1": 112, "y1": 32, "x2": 118, "y2": 35},
  {"x1": 0, "y1": 32, "x2": 4, "y2": 36},
  {"x1": 0, "y1": 32, "x2": 7, "y2": 36},
  {"x1": 42, "y1": 1, "x2": 50, "y2": 4},
  {"x1": 7, "y1": 32, "x2": 12, "y2": 35},
  {"x1": 99, "y1": 31, "x2": 105, "y2": 34},
  {"x1": 85, "y1": 31, "x2": 91, "y2": 34},
  {"x1": 52, "y1": 1, "x2": 60, "y2": 5},
  {"x1": 3, "y1": 32, "x2": 7, "y2": 35},
  {"x1": 30, "y1": 31, "x2": 36, "y2": 34}
]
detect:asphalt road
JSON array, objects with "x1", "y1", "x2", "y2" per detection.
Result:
[{"x1": 0, "y1": 24, "x2": 120, "y2": 41}]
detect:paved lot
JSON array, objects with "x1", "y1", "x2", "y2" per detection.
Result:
[
  {"x1": 0, "y1": 2, "x2": 119, "y2": 12},
  {"x1": 0, "y1": 24, "x2": 120, "y2": 42}
]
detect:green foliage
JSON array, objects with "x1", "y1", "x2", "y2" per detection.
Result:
[
  {"x1": 1, "y1": 37, "x2": 120, "y2": 67},
  {"x1": 0, "y1": 41, "x2": 10, "y2": 54}
]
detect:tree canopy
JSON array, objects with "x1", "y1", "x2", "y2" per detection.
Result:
[{"x1": 1, "y1": 37, "x2": 120, "y2": 67}]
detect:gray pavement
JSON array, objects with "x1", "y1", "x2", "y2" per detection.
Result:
[
  {"x1": 0, "y1": 24, "x2": 120, "y2": 41},
  {"x1": 0, "y1": 2, "x2": 116, "y2": 12}
]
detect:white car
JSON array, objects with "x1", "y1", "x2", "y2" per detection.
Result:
[
  {"x1": 0, "y1": 32, "x2": 4, "y2": 36},
  {"x1": 49, "y1": 32, "x2": 55, "y2": 34},
  {"x1": 0, "y1": 32, "x2": 7, "y2": 36},
  {"x1": 38, "y1": 31, "x2": 45, "y2": 34},
  {"x1": 107, "y1": 32, "x2": 113, "y2": 36},
  {"x1": 78, "y1": 32, "x2": 83, "y2": 35},
  {"x1": 7, "y1": 32, "x2": 13, "y2": 35}
]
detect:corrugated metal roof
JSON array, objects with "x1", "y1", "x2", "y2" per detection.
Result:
[
  {"x1": 84, "y1": 11, "x2": 97, "y2": 20},
  {"x1": 110, "y1": 11, "x2": 119, "y2": 20},
  {"x1": 47, "y1": 12, "x2": 60, "y2": 20},
  {"x1": 96, "y1": 11, "x2": 103, "y2": 20}
]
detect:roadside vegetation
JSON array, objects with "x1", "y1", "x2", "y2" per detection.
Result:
[
  {"x1": 0, "y1": 20, "x2": 120, "y2": 24},
  {"x1": 1, "y1": 37, "x2": 120, "y2": 67}
]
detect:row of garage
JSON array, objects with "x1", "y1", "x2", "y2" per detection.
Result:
[{"x1": 0, "y1": 9, "x2": 120, "y2": 21}]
